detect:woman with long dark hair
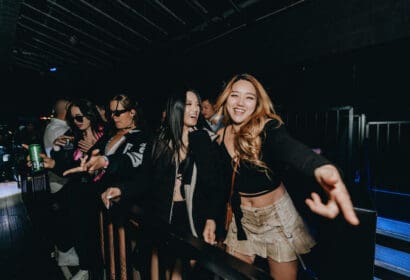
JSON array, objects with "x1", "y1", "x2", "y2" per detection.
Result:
[
  {"x1": 149, "y1": 90, "x2": 220, "y2": 241},
  {"x1": 97, "y1": 90, "x2": 223, "y2": 279},
  {"x1": 34, "y1": 98, "x2": 105, "y2": 280}
]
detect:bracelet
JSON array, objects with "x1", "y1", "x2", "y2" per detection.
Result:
[{"x1": 102, "y1": 156, "x2": 109, "y2": 169}]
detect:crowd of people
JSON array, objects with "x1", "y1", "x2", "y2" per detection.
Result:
[{"x1": 24, "y1": 73, "x2": 359, "y2": 280}]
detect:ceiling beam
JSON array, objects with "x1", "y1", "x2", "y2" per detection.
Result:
[
  {"x1": 47, "y1": 0, "x2": 139, "y2": 53},
  {"x1": 191, "y1": 0, "x2": 208, "y2": 15},
  {"x1": 77, "y1": 0, "x2": 151, "y2": 43},
  {"x1": 183, "y1": 0, "x2": 208, "y2": 21},
  {"x1": 29, "y1": 38, "x2": 98, "y2": 67},
  {"x1": 255, "y1": 0, "x2": 306, "y2": 22},
  {"x1": 227, "y1": 0, "x2": 241, "y2": 14},
  {"x1": 20, "y1": 14, "x2": 116, "y2": 61},
  {"x1": 173, "y1": 0, "x2": 260, "y2": 40},
  {"x1": 31, "y1": 37, "x2": 80, "y2": 60},
  {"x1": 144, "y1": 0, "x2": 186, "y2": 26},
  {"x1": 15, "y1": 61, "x2": 43, "y2": 72},
  {"x1": 153, "y1": 0, "x2": 186, "y2": 25},
  {"x1": 31, "y1": 38, "x2": 98, "y2": 67},
  {"x1": 14, "y1": 56, "x2": 43, "y2": 69},
  {"x1": 19, "y1": 42, "x2": 79, "y2": 64},
  {"x1": 115, "y1": 0, "x2": 168, "y2": 36},
  {"x1": 222, "y1": 0, "x2": 260, "y2": 19},
  {"x1": 189, "y1": 0, "x2": 306, "y2": 50},
  {"x1": 19, "y1": 42, "x2": 80, "y2": 65},
  {"x1": 15, "y1": 51, "x2": 47, "y2": 65},
  {"x1": 18, "y1": 22, "x2": 110, "y2": 66},
  {"x1": 22, "y1": 2, "x2": 124, "y2": 56}
]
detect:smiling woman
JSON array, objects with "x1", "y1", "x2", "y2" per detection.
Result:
[
  {"x1": 226, "y1": 80, "x2": 257, "y2": 126},
  {"x1": 214, "y1": 73, "x2": 359, "y2": 280},
  {"x1": 98, "y1": 89, "x2": 224, "y2": 278}
]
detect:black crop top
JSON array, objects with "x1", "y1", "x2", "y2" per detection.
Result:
[
  {"x1": 221, "y1": 119, "x2": 330, "y2": 195},
  {"x1": 220, "y1": 142, "x2": 279, "y2": 197},
  {"x1": 220, "y1": 119, "x2": 331, "y2": 240}
]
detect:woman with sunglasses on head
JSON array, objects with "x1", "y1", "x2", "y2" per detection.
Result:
[
  {"x1": 39, "y1": 98, "x2": 105, "y2": 280},
  {"x1": 214, "y1": 74, "x2": 359, "y2": 280}
]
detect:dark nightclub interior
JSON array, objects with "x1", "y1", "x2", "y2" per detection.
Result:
[{"x1": 0, "y1": 1, "x2": 409, "y2": 279}]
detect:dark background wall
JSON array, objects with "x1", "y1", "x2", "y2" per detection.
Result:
[{"x1": 2, "y1": 0, "x2": 410, "y2": 125}]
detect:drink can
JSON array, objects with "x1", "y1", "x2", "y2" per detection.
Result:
[
  {"x1": 63, "y1": 138, "x2": 73, "y2": 150},
  {"x1": 29, "y1": 144, "x2": 44, "y2": 172}
]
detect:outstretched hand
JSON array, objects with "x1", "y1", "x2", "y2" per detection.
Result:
[
  {"x1": 62, "y1": 155, "x2": 89, "y2": 176},
  {"x1": 83, "y1": 149, "x2": 106, "y2": 171},
  {"x1": 306, "y1": 164, "x2": 359, "y2": 226},
  {"x1": 62, "y1": 149, "x2": 102, "y2": 176}
]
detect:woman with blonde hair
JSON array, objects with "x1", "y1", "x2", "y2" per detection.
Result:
[{"x1": 215, "y1": 73, "x2": 359, "y2": 280}]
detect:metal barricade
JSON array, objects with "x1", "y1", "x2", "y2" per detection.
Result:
[
  {"x1": 365, "y1": 121, "x2": 410, "y2": 193},
  {"x1": 282, "y1": 106, "x2": 355, "y2": 183}
]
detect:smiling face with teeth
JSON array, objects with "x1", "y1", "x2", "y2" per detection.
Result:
[
  {"x1": 226, "y1": 79, "x2": 257, "y2": 127},
  {"x1": 183, "y1": 90, "x2": 200, "y2": 128}
]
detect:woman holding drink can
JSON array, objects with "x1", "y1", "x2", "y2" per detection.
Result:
[{"x1": 27, "y1": 98, "x2": 105, "y2": 280}]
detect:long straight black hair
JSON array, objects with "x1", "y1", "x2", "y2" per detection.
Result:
[{"x1": 152, "y1": 89, "x2": 202, "y2": 165}]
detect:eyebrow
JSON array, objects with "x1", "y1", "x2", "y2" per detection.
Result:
[{"x1": 231, "y1": 90, "x2": 257, "y2": 96}]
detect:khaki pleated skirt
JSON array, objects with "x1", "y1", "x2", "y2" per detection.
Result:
[{"x1": 224, "y1": 191, "x2": 316, "y2": 262}]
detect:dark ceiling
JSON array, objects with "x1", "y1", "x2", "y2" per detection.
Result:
[
  {"x1": 2, "y1": 0, "x2": 409, "y2": 122},
  {"x1": 6, "y1": 0, "x2": 301, "y2": 73}
]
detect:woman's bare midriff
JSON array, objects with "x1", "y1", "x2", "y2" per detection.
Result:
[{"x1": 239, "y1": 183, "x2": 286, "y2": 208}]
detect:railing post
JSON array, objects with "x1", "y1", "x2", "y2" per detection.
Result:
[
  {"x1": 99, "y1": 211, "x2": 105, "y2": 265},
  {"x1": 108, "y1": 220, "x2": 116, "y2": 280},
  {"x1": 118, "y1": 226, "x2": 127, "y2": 280},
  {"x1": 347, "y1": 107, "x2": 354, "y2": 183}
]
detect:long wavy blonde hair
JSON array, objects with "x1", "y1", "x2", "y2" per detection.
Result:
[{"x1": 215, "y1": 73, "x2": 283, "y2": 171}]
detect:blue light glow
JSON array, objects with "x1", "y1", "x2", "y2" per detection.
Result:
[{"x1": 49, "y1": 67, "x2": 57, "y2": 72}]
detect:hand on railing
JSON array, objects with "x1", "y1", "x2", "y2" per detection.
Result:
[
  {"x1": 101, "y1": 187, "x2": 122, "y2": 209},
  {"x1": 307, "y1": 164, "x2": 360, "y2": 226},
  {"x1": 203, "y1": 219, "x2": 216, "y2": 245}
]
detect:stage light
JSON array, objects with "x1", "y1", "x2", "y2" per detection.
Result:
[{"x1": 49, "y1": 67, "x2": 57, "y2": 72}]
